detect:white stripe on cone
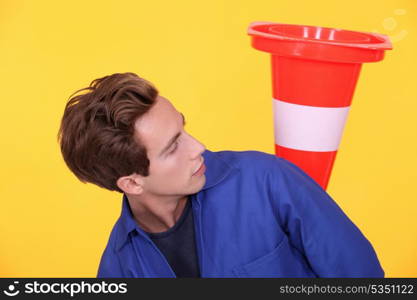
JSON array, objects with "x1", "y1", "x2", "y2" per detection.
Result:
[{"x1": 273, "y1": 99, "x2": 350, "y2": 152}]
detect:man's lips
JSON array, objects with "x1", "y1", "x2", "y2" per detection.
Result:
[{"x1": 193, "y1": 159, "x2": 205, "y2": 175}]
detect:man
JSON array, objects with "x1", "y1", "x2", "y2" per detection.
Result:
[{"x1": 58, "y1": 72, "x2": 384, "y2": 278}]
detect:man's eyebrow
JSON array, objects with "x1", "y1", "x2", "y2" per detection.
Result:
[{"x1": 159, "y1": 113, "x2": 186, "y2": 156}]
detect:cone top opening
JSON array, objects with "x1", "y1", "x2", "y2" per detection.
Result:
[{"x1": 248, "y1": 21, "x2": 393, "y2": 63}]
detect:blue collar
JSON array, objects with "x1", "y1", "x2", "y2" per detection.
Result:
[{"x1": 115, "y1": 149, "x2": 234, "y2": 251}]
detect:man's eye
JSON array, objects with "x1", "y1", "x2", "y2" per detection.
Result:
[{"x1": 169, "y1": 141, "x2": 179, "y2": 154}]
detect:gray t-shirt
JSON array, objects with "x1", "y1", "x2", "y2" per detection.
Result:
[{"x1": 147, "y1": 199, "x2": 200, "y2": 278}]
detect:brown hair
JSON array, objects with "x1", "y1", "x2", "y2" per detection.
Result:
[{"x1": 57, "y1": 72, "x2": 158, "y2": 193}]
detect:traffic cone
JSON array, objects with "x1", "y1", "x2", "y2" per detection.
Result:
[{"x1": 248, "y1": 22, "x2": 392, "y2": 190}]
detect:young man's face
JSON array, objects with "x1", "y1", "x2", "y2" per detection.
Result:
[{"x1": 133, "y1": 95, "x2": 207, "y2": 198}]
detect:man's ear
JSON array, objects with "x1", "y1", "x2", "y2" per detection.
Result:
[{"x1": 116, "y1": 174, "x2": 144, "y2": 195}]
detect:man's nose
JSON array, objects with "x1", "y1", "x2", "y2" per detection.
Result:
[{"x1": 189, "y1": 134, "x2": 206, "y2": 158}]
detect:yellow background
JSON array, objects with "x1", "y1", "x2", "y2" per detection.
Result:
[{"x1": 0, "y1": 0, "x2": 416, "y2": 277}]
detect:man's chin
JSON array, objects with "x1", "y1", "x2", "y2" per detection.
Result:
[{"x1": 192, "y1": 174, "x2": 206, "y2": 193}]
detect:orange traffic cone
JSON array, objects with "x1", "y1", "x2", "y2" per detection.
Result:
[{"x1": 248, "y1": 22, "x2": 392, "y2": 190}]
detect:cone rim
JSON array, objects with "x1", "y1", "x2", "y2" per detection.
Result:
[{"x1": 247, "y1": 21, "x2": 393, "y2": 50}]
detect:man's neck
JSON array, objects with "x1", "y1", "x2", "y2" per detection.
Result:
[{"x1": 126, "y1": 194, "x2": 188, "y2": 234}]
